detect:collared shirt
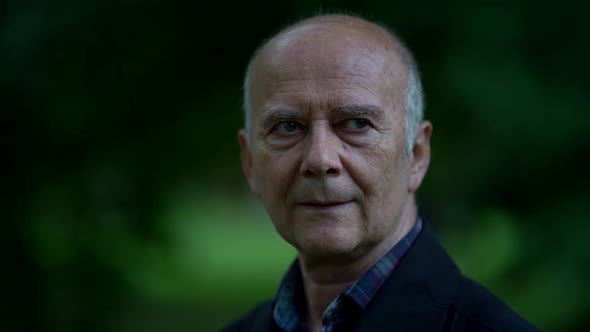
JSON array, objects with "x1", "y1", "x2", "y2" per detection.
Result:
[{"x1": 273, "y1": 217, "x2": 424, "y2": 332}]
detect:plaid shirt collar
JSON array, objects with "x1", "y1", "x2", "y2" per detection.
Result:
[{"x1": 273, "y1": 217, "x2": 424, "y2": 332}]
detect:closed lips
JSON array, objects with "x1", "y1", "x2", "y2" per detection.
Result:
[{"x1": 298, "y1": 201, "x2": 352, "y2": 207}]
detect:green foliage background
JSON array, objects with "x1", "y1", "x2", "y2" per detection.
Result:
[{"x1": 3, "y1": 0, "x2": 589, "y2": 331}]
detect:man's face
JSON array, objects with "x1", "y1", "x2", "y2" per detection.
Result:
[{"x1": 240, "y1": 26, "x2": 423, "y2": 261}]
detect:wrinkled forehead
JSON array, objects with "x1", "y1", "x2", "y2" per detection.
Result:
[{"x1": 251, "y1": 20, "x2": 405, "y2": 89}]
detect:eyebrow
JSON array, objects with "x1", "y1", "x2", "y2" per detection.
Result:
[
  {"x1": 333, "y1": 105, "x2": 385, "y2": 122},
  {"x1": 258, "y1": 104, "x2": 385, "y2": 131},
  {"x1": 260, "y1": 108, "x2": 299, "y2": 131}
]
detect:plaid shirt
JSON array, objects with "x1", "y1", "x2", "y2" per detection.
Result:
[{"x1": 273, "y1": 217, "x2": 423, "y2": 332}]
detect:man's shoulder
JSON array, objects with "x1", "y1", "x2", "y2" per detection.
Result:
[
  {"x1": 416, "y1": 222, "x2": 539, "y2": 331},
  {"x1": 221, "y1": 300, "x2": 276, "y2": 332},
  {"x1": 360, "y1": 220, "x2": 540, "y2": 332},
  {"x1": 446, "y1": 274, "x2": 539, "y2": 332}
]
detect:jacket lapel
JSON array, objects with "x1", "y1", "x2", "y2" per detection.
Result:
[{"x1": 351, "y1": 223, "x2": 460, "y2": 331}]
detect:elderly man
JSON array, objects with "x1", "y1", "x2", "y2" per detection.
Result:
[{"x1": 226, "y1": 14, "x2": 539, "y2": 332}]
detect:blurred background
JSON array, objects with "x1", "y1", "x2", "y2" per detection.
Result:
[{"x1": 2, "y1": 0, "x2": 589, "y2": 331}]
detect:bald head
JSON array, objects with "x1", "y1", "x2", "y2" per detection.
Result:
[
  {"x1": 238, "y1": 14, "x2": 433, "y2": 263},
  {"x1": 243, "y1": 14, "x2": 424, "y2": 153}
]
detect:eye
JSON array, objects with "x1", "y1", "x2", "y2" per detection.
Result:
[
  {"x1": 273, "y1": 121, "x2": 301, "y2": 134},
  {"x1": 344, "y1": 118, "x2": 370, "y2": 130}
]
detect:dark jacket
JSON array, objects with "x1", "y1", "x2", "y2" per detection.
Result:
[{"x1": 224, "y1": 223, "x2": 540, "y2": 331}]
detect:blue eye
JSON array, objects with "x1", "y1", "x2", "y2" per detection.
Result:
[
  {"x1": 345, "y1": 119, "x2": 369, "y2": 130},
  {"x1": 275, "y1": 121, "x2": 300, "y2": 134}
]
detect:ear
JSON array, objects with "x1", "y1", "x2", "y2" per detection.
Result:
[
  {"x1": 238, "y1": 129, "x2": 259, "y2": 197},
  {"x1": 408, "y1": 121, "x2": 432, "y2": 193}
]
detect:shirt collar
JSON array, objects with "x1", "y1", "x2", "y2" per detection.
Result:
[
  {"x1": 273, "y1": 217, "x2": 424, "y2": 331},
  {"x1": 344, "y1": 217, "x2": 423, "y2": 309}
]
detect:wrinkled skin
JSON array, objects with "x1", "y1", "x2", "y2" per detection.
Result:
[{"x1": 239, "y1": 16, "x2": 432, "y2": 270}]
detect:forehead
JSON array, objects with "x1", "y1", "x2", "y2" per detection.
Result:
[
  {"x1": 260, "y1": 22, "x2": 398, "y2": 82},
  {"x1": 247, "y1": 21, "x2": 407, "y2": 111}
]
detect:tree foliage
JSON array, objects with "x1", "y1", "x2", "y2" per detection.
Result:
[{"x1": 3, "y1": 0, "x2": 589, "y2": 331}]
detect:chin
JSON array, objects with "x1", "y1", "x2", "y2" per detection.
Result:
[{"x1": 292, "y1": 227, "x2": 361, "y2": 259}]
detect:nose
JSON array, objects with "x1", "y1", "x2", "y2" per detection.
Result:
[{"x1": 299, "y1": 125, "x2": 342, "y2": 177}]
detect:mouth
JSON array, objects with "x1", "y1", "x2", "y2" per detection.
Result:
[{"x1": 297, "y1": 201, "x2": 353, "y2": 210}]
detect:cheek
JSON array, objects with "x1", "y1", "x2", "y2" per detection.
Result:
[
  {"x1": 356, "y1": 143, "x2": 405, "y2": 181},
  {"x1": 255, "y1": 150, "x2": 300, "y2": 200},
  {"x1": 348, "y1": 143, "x2": 409, "y2": 212}
]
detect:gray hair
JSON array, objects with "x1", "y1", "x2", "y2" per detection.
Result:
[
  {"x1": 403, "y1": 65, "x2": 425, "y2": 154},
  {"x1": 242, "y1": 19, "x2": 425, "y2": 155}
]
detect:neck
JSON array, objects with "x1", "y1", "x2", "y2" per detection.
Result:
[{"x1": 298, "y1": 196, "x2": 418, "y2": 330}]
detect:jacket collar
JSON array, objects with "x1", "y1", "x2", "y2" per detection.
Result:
[{"x1": 350, "y1": 221, "x2": 460, "y2": 331}]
